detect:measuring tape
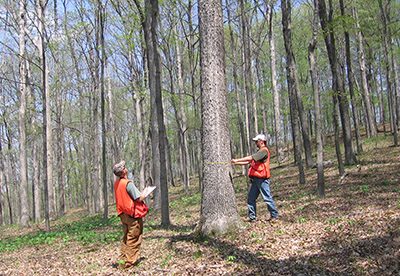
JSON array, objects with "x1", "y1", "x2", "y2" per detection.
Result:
[{"x1": 204, "y1": 161, "x2": 231, "y2": 165}]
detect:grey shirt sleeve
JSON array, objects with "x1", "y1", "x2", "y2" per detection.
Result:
[
  {"x1": 126, "y1": 181, "x2": 141, "y2": 200},
  {"x1": 252, "y1": 148, "x2": 268, "y2": 162}
]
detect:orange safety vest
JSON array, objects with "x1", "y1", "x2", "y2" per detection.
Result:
[
  {"x1": 114, "y1": 178, "x2": 135, "y2": 217},
  {"x1": 248, "y1": 146, "x2": 271, "y2": 179}
]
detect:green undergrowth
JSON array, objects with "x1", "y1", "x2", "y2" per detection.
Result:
[{"x1": 0, "y1": 214, "x2": 121, "y2": 253}]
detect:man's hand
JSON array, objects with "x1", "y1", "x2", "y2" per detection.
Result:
[{"x1": 231, "y1": 156, "x2": 253, "y2": 165}]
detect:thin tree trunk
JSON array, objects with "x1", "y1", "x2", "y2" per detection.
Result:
[
  {"x1": 37, "y1": 0, "x2": 51, "y2": 231},
  {"x1": 379, "y1": 0, "x2": 398, "y2": 146},
  {"x1": 175, "y1": 33, "x2": 190, "y2": 193},
  {"x1": 106, "y1": 62, "x2": 117, "y2": 204},
  {"x1": 374, "y1": 54, "x2": 386, "y2": 130},
  {"x1": 267, "y1": 1, "x2": 285, "y2": 165},
  {"x1": 135, "y1": 0, "x2": 170, "y2": 225},
  {"x1": 98, "y1": 1, "x2": 108, "y2": 223},
  {"x1": 226, "y1": 0, "x2": 246, "y2": 167},
  {"x1": 353, "y1": 7, "x2": 377, "y2": 138},
  {"x1": 339, "y1": 0, "x2": 363, "y2": 156},
  {"x1": 5, "y1": 140, "x2": 14, "y2": 225},
  {"x1": 309, "y1": 0, "x2": 324, "y2": 196},
  {"x1": 334, "y1": 98, "x2": 345, "y2": 175},
  {"x1": 392, "y1": 37, "x2": 400, "y2": 130},
  {"x1": 19, "y1": 0, "x2": 29, "y2": 228},
  {"x1": 32, "y1": 135, "x2": 41, "y2": 222},
  {"x1": 0, "y1": 126, "x2": 5, "y2": 225},
  {"x1": 240, "y1": 0, "x2": 255, "y2": 151},
  {"x1": 288, "y1": 83, "x2": 306, "y2": 184},
  {"x1": 281, "y1": 0, "x2": 313, "y2": 169},
  {"x1": 318, "y1": 0, "x2": 357, "y2": 165},
  {"x1": 183, "y1": 0, "x2": 202, "y2": 190},
  {"x1": 93, "y1": 4, "x2": 102, "y2": 213}
]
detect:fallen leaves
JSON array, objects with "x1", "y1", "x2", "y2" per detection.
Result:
[{"x1": 1, "y1": 142, "x2": 399, "y2": 275}]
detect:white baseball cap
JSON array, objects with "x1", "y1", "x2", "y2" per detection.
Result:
[{"x1": 252, "y1": 134, "x2": 267, "y2": 141}]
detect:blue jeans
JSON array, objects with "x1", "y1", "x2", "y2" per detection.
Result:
[{"x1": 248, "y1": 177, "x2": 278, "y2": 220}]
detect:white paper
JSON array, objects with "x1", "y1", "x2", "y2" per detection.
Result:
[{"x1": 142, "y1": 186, "x2": 156, "y2": 198}]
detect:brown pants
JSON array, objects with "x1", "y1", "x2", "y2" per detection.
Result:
[{"x1": 119, "y1": 213, "x2": 143, "y2": 268}]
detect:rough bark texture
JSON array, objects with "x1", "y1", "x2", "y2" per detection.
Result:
[{"x1": 197, "y1": 0, "x2": 242, "y2": 235}]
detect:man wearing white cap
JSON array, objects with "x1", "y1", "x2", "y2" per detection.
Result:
[
  {"x1": 231, "y1": 134, "x2": 278, "y2": 222},
  {"x1": 112, "y1": 160, "x2": 146, "y2": 269}
]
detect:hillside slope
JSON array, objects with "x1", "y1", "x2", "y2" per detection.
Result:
[{"x1": 0, "y1": 134, "x2": 399, "y2": 275}]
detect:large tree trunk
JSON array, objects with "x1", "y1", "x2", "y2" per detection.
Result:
[
  {"x1": 281, "y1": 0, "x2": 313, "y2": 169},
  {"x1": 196, "y1": 0, "x2": 242, "y2": 235}
]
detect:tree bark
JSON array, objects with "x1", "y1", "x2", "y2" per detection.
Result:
[
  {"x1": 19, "y1": 0, "x2": 29, "y2": 228},
  {"x1": 309, "y1": 0, "x2": 324, "y2": 196},
  {"x1": 378, "y1": 0, "x2": 398, "y2": 146},
  {"x1": 197, "y1": 0, "x2": 242, "y2": 235},
  {"x1": 98, "y1": 0, "x2": 108, "y2": 223},
  {"x1": 226, "y1": 0, "x2": 247, "y2": 175},
  {"x1": 240, "y1": 0, "x2": 255, "y2": 151},
  {"x1": 135, "y1": 0, "x2": 170, "y2": 225},
  {"x1": 281, "y1": 0, "x2": 313, "y2": 169},
  {"x1": 175, "y1": 30, "x2": 190, "y2": 193},
  {"x1": 0, "y1": 126, "x2": 5, "y2": 225},
  {"x1": 106, "y1": 62, "x2": 117, "y2": 204},
  {"x1": 353, "y1": 6, "x2": 377, "y2": 138},
  {"x1": 318, "y1": 0, "x2": 357, "y2": 165},
  {"x1": 37, "y1": 0, "x2": 51, "y2": 231},
  {"x1": 267, "y1": 1, "x2": 285, "y2": 165},
  {"x1": 53, "y1": 2, "x2": 66, "y2": 218},
  {"x1": 339, "y1": 0, "x2": 363, "y2": 155}
]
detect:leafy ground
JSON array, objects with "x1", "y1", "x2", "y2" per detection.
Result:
[{"x1": 1, "y1": 133, "x2": 399, "y2": 276}]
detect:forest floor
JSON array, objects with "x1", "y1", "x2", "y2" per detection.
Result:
[{"x1": 0, "y1": 132, "x2": 399, "y2": 276}]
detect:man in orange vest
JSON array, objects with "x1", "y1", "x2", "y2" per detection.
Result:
[
  {"x1": 113, "y1": 160, "x2": 146, "y2": 269},
  {"x1": 231, "y1": 134, "x2": 279, "y2": 223}
]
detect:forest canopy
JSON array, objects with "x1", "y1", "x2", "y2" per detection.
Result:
[{"x1": 0, "y1": 0, "x2": 399, "y2": 229}]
